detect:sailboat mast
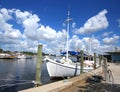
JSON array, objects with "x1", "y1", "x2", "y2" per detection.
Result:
[{"x1": 66, "y1": 10, "x2": 72, "y2": 60}]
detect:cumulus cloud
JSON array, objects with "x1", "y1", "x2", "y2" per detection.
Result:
[
  {"x1": 14, "y1": 9, "x2": 58, "y2": 41},
  {"x1": 38, "y1": 25, "x2": 57, "y2": 41},
  {"x1": 0, "y1": 8, "x2": 68, "y2": 53},
  {"x1": 0, "y1": 8, "x2": 12, "y2": 21},
  {"x1": 15, "y1": 9, "x2": 31, "y2": 24},
  {"x1": 103, "y1": 34, "x2": 119, "y2": 45},
  {"x1": 69, "y1": 35, "x2": 84, "y2": 51},
  {"x1": 0, "y1": 8, "x2": 117, "y2": 54},
  {"x1": 75, "y1": 9, "x2": 109, "y2": 34},
  {"x1": 81, "y1": 36, "x2": 100, "y2": 53},
  {"x1": 23, "y1": 14, "x2": 40, "y2": 40},
  {"x1": 4, "y1": 29, "x2": 22, "y2": 39},
  {"x1": 0, "y1": 8, "x2": 22, "y2": 45},
  {"x1": 103, "y1": 31, "x2": 113, "y2": 37}
]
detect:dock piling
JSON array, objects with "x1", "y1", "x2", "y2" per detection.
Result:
[
  {"x1": 103, "y1": 58, "x2": 109, "y2": 83},
  {"x1": 80, "y1": 50, "x2": 84, "y2": 74},
  {"x1": 94, "y1": 53, "x2": 96, "y2": 69},
  {"x1": 99, "y1": 54, "x2": 102, "y2": 66},
  {"x1": 35, "y1": 45, "x2": 42, "y2": 87}
]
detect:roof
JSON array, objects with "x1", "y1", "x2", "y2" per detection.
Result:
[{"x1": 106, "y1": 50, "x2": 120, "y2": 54}]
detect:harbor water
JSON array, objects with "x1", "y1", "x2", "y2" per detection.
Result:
[{"x1": 0, "y1": 56, "x2": 55, "y2": 92}]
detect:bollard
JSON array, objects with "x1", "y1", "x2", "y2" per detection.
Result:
[
  {"x1": 80, "y1": 50, "x2": 84, "y2": 74},
  {"x1": 35, "y1": 45, "x2": 42, "y2": 87},
  {"x1": 94, "y1": 53, "x2": 96, "y2": 69}
]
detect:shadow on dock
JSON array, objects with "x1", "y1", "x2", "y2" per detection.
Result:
[{"x1": 77, "y1": 83, "x2": 120, "y2": 92}]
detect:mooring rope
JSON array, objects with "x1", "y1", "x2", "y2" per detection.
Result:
[{"x1": 107, "y1": 69, "x2": 114, "y2": 84}]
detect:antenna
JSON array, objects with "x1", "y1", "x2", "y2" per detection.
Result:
[{"x1": 68, "y1": 0, "x2": 70, "y2": 16}]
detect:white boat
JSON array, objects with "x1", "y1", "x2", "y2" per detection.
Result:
[
  {"x1": 44, "y1": 56, "x2": 94, "y2": 78},
  {"x1": 15, "y1": 53, "x2": 32, "y2": 59},
  {"x1": 16, "y1": 53, "x2": 26, "y2": 59},
  {"x1": 44, "y1": 10, "x2": 95, "y2": 78},
  {"x1": 0, "y1": 53, "x2": 14, "y2": 59}
]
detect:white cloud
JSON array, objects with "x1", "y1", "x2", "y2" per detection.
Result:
[
  {"x1": 0, "y1": 8, "x2": 22, "y2": 45},
  {"x1": 4, "y1": 29, "x2": 22, "y2": 39},
  {"x1": 72, "y1": 22, "x2": 76, "y2": 28},
  {"x1": 82, "y1": 36, "x2": 100, "y2": 53},
  {"x1": 38, "y1": 25, "x2": 57, "y2": 41},
  {"x1": 0, "y1": 8, "x2": 12, "y2": 20},
  {"x1": 41, "y1": 29, "x2": 67, "y2": 54},
  {"x1": 103, "y1": 31, "x2": 113, "y2": 37},
  {"x1": 0, "y1": 8, "x2": 118, "y2": 54},
  {"x1": 103, "y1": 34, "x2": 119, "y2": 45},
  {"x1": 15, "y1": 9, "x2": 31, "y2": 24},
  {"x1": 98, "y1": 45, "x2": 112, "y2": 54},
  {"x1": 14, "y1": 9, "x2": 58, "y2": 41},
  {"x1": 0, "y1": 8, "x2": 62, "y2": 53},
  {"x1": 75, "y1": 9, "x2": 109, "y2": 34},
  {"x1": 69, "y1": 35, "x2": 84, "y2": 51},
  {"x1": 19, "y1": 40, "x2": 38, "y2": 52}
]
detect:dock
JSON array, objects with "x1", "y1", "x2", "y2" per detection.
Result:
[
  {"x1": 107, "y1": 62, "x2": 120, "y2": 84},
  {"x1": 19, "y1": 66, "x2": 103, "y2": 92},
  {"x1": 19, "y1": 62, "x2": 120, "y2": 92}
]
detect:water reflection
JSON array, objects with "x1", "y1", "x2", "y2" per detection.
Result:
[{"x1": 0, "y1": 57, "x2": 51, "y2": 92}]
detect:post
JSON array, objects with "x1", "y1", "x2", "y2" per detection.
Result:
[
  {"x1": 103, "y1": 58, "x2": 109, "y2": 83},
  {"x1": 80, "y1": 50, "x2": 84, "y2": 74},
  {"x1": 99, "y1": 54, "x2": 102, "y2": 66},
  {"x1": 35, "y1": 45, "x2": 42, "y2": 86},
  {"x1": 94, "y1": 53, "x2": 96, "y2": 69}
]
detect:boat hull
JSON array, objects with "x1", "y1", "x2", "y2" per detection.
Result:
[{"x1": 45, "y1": 58, "x2": 93, "y2": 77}]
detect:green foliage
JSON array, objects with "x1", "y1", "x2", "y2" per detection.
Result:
[
  {"x1": 0, "y1": 48, "x2": 3, "y2": 53},
  {"x1": 21, "y1": 51, "x2": 36, "y2": 55},
  {"x1": 0, "y1": 48, "x2": 48, "y2": 56}
]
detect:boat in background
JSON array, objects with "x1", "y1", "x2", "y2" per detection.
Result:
[
  {"x1": 15, "y1": 53, "x2": 32, "y2": 59},
  {"x1": 0, "y1": 53, "x2": 15, "y2": 59},
  {"x1": 16, "y1": 53, "x2": 26, "y2": 59}
]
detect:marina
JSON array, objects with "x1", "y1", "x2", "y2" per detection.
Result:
[
  {"x1": 0, "y1": 45, "x2": 120, "y2": 92},
  {"x1": 0, "y1": 0, "x2": 120, "y2": 92},
  {"x1": 0, "y1": 53, "x2": 32, "y2": 59}
]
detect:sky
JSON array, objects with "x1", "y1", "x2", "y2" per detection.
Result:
[{"x1": 0, "y1": 0, "x2": 120, "y2": 55}]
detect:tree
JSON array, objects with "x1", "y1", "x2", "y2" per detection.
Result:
[{"x1": 0, "y1": 48, "x2": 3, "y2": 53}]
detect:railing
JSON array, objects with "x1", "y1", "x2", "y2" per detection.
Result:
[{"x1": 79, "y1": 50, "x2": 114, "y2": 84}]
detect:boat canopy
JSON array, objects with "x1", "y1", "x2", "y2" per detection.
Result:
[{"x1": 60, "y1": 51, "x2": 87, "y2": 56}]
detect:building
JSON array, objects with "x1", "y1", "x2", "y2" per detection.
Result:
[{"x1": 106, "y1": 50, "x2": 120, "y2": 62}]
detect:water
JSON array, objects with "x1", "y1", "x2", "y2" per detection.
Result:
[{"x1": 0, "y1": 56, "x2": 53, "y2": 92}]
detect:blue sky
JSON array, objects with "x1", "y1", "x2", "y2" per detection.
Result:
[{"x1": 0, "y1": 0, "x2": 120, "y2": 54}]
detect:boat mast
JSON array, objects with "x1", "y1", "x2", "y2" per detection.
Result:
[{"x1": 66, "y1": 9, "x2": 72, "y2": 60}]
